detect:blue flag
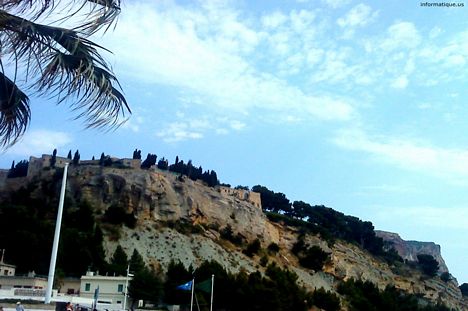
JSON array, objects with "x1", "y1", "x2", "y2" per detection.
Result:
[
  {"x1": 176, "y1": 280, "x2": 193, "y2": 291},
  {"x1": 94, "y1": 286, "x2": 100, "y2": 301}
]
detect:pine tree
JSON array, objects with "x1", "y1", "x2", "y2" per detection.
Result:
[
  {"x1": 129, "y1": 249, "x2": 145, "y2": 274},
  {"x1": 110, "y1": 245, "x2": 128, "y2": 276},
  {"x1": 132, "y1": 149, "x2": 142, "y2": 160},
  {"x1": 50, "y1": 149, "x2": 57, "y2": 167},
  {"x1": 73, "y1": 150, "x2": 80, "y2": 165},
  {"x1": 99, "y1": 152, "x2": 105, "y2": 166},
  {"x1": 67, "y1": 150, "x2": 72, "y2": 159}
]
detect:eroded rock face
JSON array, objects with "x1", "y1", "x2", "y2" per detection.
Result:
[
  {"x1": 375, "y1": 230, "x2": 449, "y2": 273},
  {"x1": 2, "y1": 165, "x2": 467, "y2": 310},
  {"x1": 65, "y1": 166, "x2": 280, "y2": 246}
]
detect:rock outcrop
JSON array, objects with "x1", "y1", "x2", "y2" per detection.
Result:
[
  {"x1": 1, "y1": 164, "x2": 467, "y2": 310},
  {"x1": 375, "y1": 230, "x2": 449, "y2": 273}
]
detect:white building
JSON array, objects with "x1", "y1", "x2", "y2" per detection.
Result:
[
  {"x1": 0, "y1": 261, "x2": 15, "y2": 277},
  {"x1": 80, "y1": 272, "x2": 132, "y2": 308}
]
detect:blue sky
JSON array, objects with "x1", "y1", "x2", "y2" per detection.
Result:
[{"x1": 2, "y1": 0, "x2": 468, "y2": 283}]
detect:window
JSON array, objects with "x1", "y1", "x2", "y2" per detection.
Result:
[
  {"x1": 117, "y1": 284, "x2": 124, "y2": 292},
  {"x1": 85, "y1": 283, "x2": 91, "y2": 291},
  {"x1": 3, "y1": 270, "x2": 7, "y2": 275}
]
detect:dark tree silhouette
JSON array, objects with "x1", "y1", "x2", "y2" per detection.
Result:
[
  {"x1": 50, "y1": 149, "x2": 57, "y2": 167},
  {"x1": 73, "y1": 150, "x2": 80, "y2": 165},
  {"x1": 132, "y1": 149, "x2": 142, "y2": 160},
  {"x1": 7, "y1": 160, "x2": 28, "y2": 178},
  {"x1": 417, "y1": 254, "x2": 439, "y2": 277}
]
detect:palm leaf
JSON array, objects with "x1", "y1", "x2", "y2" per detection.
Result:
[
  {"x1": 0, "y1": 0, "x2": 129, "y2": 145},
  {"x1": 0, "y1": 72, "x2": 31, "y2": 147},
  {"x1": 39, "y1": 51, "x2": 129, "y2": 129},
  {"x1": 1, "y1": 0, "x2": 121, "y2": 29}
]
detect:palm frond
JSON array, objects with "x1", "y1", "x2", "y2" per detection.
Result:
[
  {"x1": 1, "y1": 0, "x2": 121, "y2": 31},
  {"x1": 78, "y1": 0, "x2": 121, "y2": 34},
  {"x1": 0, "y1": 72, "x2": 31, "y2": 147},
  {"x1": 0, "y1": 1, "x2": 54, "y2": 20},
  {"x1": 0, "y1": 9, "x2": 130, "y2": 130},
  {"x1": 39, "y1": 51, "x2": 130, "y2": 129}
]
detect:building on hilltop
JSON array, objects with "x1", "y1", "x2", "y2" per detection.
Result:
[
  {"x1": 27, "y1": 154, "x2": 69, "y2": 176},
  {"x1": 27, "y1": 154, "x2": 142, "y2": 177},
  {"x1": 218, "y1": 186, "x2": 262, "y2": 208}
]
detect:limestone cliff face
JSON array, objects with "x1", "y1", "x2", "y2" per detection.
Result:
[
  {"x1": 375, "y1": 230, "x2": 449, "y2": 273},
  {"x1": 2, "y1": 165, "x2": 467, "y2": 310},
  {"x1": 67, "y1": 166, "x2": 279, "y2": 246}
]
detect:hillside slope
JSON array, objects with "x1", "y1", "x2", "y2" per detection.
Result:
[{"x1": 1, "y1": 163, "x2": 467, "y2": 310}]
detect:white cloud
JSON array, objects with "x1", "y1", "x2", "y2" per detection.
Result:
[
  {"x1": 101, "y1": 2, "x2": 354, "y2": 123},
  {"x1": 156, "y1": 116, "x2": 247, "y2": 142},
  {"x1": 333, "y1": 128, "x2": 468, "y2": 183},
  {"x1": 429, "y1": 26, "x2": 442, "y2": 39},
  {"x1": 230, "y1": 120, "x2": 246, "y2": 131},
  {"x1": 337, "y1": 4, "x2": 378, "y2": 28},
  {"x1": 215, "y1": 128, "x2": 229, "y2": 135},
  {"x1": 417, "y1": 103, "x2": 432, "y2": 110},
  {"x1": 261, "y1": 11, "x2": 288, "y2": 29},
  {"x1": 122, "y1": 116, "x2": 144, "y2": 133},
  {"x1": 4, "y1": 130, "x2": 72, "y2": 157},
  {"x1": 156, "y1": 122, "x2": 203, "y2": 143},
  {"x1": 290, "y1": 9, "x2": 317, "y2": 33},
  {"x1": 391, "y1": 75, "x2": 409, "y2": 89},
  {"x1": 321, "y1": 0, "x2": 352, "y2": 9},
  {"x1": 381, "y1": 22, "x2": 421, "y2": 50}
]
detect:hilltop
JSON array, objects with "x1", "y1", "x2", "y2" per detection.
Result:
[{"x1": 0, "y1": 153, "x2": 467, "y2": 310}]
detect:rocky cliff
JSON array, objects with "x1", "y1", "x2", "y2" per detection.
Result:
[
  {"x1": 375, "y1": 230, "x2": 449, "y2": 273},
  {"x1": 1, "y1": 164, "x2": 467, "y2": 310}
]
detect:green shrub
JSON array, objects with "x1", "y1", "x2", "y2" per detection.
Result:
[
  {"x1": 440, "y1": 272, "x2": 451, "y2": 282},
  {"x1": 311, "y1": 288, "x2": 340, "y2": 311},
  {"x1": 459, "y1": 283, "x2": 468, "y2": 296},
  {"x1": 417, "y1": 254, "x2": 439, "y2": 277},
  {"x1": 268, "y1": 242, "x2": 280, "y2": 253},
  {"x1": 243, "y1": 239, "x2": 261, "y2": 257},
  {"x1": 292, "y1": 237, "x2": 329, "y2": 271}
]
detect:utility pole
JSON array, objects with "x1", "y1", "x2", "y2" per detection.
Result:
[
  {"x1": 123, "y1": 265, "x2": 134, "y2": 310},
  {"x1": 45, "y1": 163, "x2": 69, "y2": 304}
]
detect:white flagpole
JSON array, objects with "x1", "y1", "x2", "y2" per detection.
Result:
[
  {"x1": 190, "y1": 278, "x2": 195, "y2": 311},
  {"x1": 210, "y1": 274, "x2": 214, "y2": 311},
  {"x1": 45, "y1": 163, "x2": 69, "y2": 304}
]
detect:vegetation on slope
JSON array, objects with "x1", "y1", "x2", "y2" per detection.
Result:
[
  {"x1": 337, "y1": 279, "x2": 455, "y2": 311},
  {"x1": 0, "y1": 156, "x2": 458, "y2": 310},
  {"x1": 252, "y1": 185, "x2": 403, "y2": 264}
]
